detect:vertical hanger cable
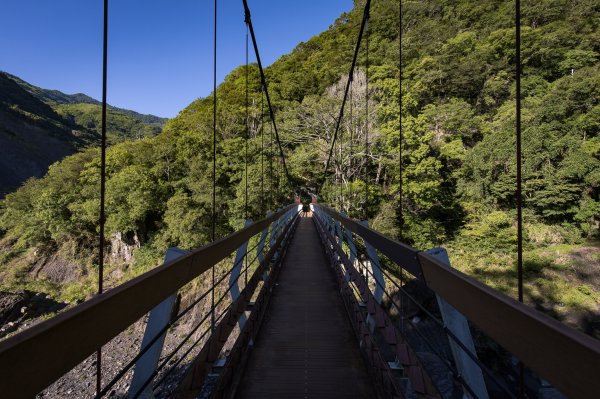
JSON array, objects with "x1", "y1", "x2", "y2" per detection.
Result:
[
  {"x1": 515, "y1": 0, "x2": 525, "y2": 397},
  {"x1": 96, "y1": 0, "x2": 109, "y2": 393},
  {"x1": 210, "y1": 0, "x2": 218, "y2": 332},
  {"x1": 364, "y1": 15, "x2": 370, "y2": 221},
  {"x1": 244, "y1": 12, "x2": 249, "y2": 285}
]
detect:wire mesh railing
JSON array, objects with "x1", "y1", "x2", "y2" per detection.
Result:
[
  {"x1": 312, "y1": 203, "x2": 600, "y2": 399},
  {"x1": 0, "y1": 204, "x2": 301, "y2": 398}
]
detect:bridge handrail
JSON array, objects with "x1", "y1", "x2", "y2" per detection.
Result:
[
  {"x1": 318, "y1": 205, "x2": 424, "y2": 280},
  {"x1": 0, "y1": 204, "x2": 296, "y2": 398},
  {"x1": 315, "y1": 204, "x2": 600, "y2": 399}
]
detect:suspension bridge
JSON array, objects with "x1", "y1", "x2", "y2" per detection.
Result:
[{"x1": 1, "y1": 0, "x2": 599, "y2": 398}]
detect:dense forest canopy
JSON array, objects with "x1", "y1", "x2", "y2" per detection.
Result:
[{"x1": 0, "y1": 0, "x2": 598, "y2": 322}]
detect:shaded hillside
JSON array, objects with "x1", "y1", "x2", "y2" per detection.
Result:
[
  {"x1": 0, "y1": 73, "x2": 92, "y2": 197},
  {"x1": 0, "y1": 72, "x2": 166, "y2": 196}
]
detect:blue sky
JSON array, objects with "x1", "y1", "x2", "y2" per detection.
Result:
[{"x1": 1, "y1": 1, "x2": 353, "y2": 118}]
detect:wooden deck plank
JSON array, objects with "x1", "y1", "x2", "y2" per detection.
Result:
[{"x1": 234, "y1": 215, "x2": 375, "y2": 399}]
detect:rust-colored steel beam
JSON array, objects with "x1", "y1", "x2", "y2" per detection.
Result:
[
  {"x1": 418, "y1": 252, "x2": 600, "y2": 399},
  {"x1": 0, "y1": 205, "x2": 295, "y2": 399}
]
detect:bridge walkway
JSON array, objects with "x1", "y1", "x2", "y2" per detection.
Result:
[{"x1": 234, "y1": 213, "x2": 375, "y2": 398}]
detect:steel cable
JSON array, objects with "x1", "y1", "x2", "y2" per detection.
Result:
[
  {"x1": 96, "y1": 0, "x2": 109, "y2": 393},
  {"x1": 260, "y1": 85, "x2": 265, "y2": 215},
  {"x1": 364, "y1": 15, "x2": 370, "y2": 221},
  {"x1": 398, "y1": 0, "x2": 404, "y2": 240},
  {"x1": 244, "y1": 15, "x2": 249, "y2": 286},
  {"x1": 515, "y1": 0, "x2": 525, "y2": 397},
  {"x1": 319, "y1": 0, "x2": 372, "y2": 195},
  {"x1": 211, "y1": 0, "x2": 218, "y2": 333},
  {"x1": 242, "y1": 0, "x2": 292, "y2": 188}
]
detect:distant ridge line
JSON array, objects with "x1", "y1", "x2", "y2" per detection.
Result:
[{"x1": 1, "y1": 71, "x2": 168, "y2": 125}]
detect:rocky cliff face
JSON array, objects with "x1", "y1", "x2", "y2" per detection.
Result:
[{"x1": 110, "y1": 231, "x2": 142, "y2": 263}]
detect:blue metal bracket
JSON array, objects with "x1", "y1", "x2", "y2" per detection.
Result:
[
  {"x1": 230, "y1": 220, "x2": 253, "y2": 330},
  {"x1": 361, "y1": 220, "x2": 384, "y2": 305},
  {"x1": 129, "y1": 247, "x2": 188, "y2": 399},
  {"x1": 426, "y1": 247, "x2": 489, "y2": 399},
  {"x1": 257, "y1": 212, "x2": 271, "y2": 265}
]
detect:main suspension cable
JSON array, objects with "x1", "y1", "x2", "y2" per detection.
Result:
[
  {"x1": 318, "y1": 0, "x2": 372, "y2": 195},
  {"x1": 242, "y1": 0, "x2": 292, "y2": 189}
]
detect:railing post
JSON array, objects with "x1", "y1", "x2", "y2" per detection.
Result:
[
  {"x1": 277, "y1": 208, "x2": 291, "y2": 241},
  {"x1": 326, "y1": 212, "x2": 335, "y2": 234},
  {"x1": 256, "y1": 212, "x2": 271, "y2": 265},
  {"x1": 267, "y1": 206, "x2": 293, "y2": 277},
  {"x1": 361, "y1": 220, "x2": 384, "y2": 305},
  {"x1": 426, "y1": 247, "x2": 489, "y2": 399},
  {"x1": 334, "y1": 219, "x2": 343, "y2": 247},
  {"x1": 230, "y1": 220, "x2": 252, "y2": 330},
  {"x1": 341, "y1": 212, "x2": 356, "y2": 283},
  {"x1": 129, "y1": 247, "x2": 188, "y2": 399},
  {"x1": 269, "y1": 208, "x2": 282, "y2": 248},
  {"x1": 314, "y1": 206, "x2": 329, "y2": 235},
  {"x1": 341, "y1": 213, "x2": 355, "y2": 264},
  {"x1": 285, "y1": 206, "x2": 294, "y2": 226},
  {"x1": 333, "y1": 218, "x2": 345, "y2": 275}
]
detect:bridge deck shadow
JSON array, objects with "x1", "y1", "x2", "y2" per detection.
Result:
[{"x1": 234, "y1": 214, "x2": 375, "y2": 398}]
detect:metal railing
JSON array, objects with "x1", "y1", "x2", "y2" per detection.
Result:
[
  {"x1": 313, "y1": 204, "x2": 600, "y2": 399},
  {"x1": 2, "y1": 202, "x2": 598, "y2": 398},
  {"x1": 313, "y1": 205, "x2": 440, "y2": 399},
  {"x1": 0, "y1": 204, "x2": 300, "y2": 398}
]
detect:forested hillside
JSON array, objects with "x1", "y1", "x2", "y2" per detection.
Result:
[
  {"x1": 0, "y1": 0, "x2": 598, "y2": 333},
  {"x1": 0, "y1": 72, "x2": 165, "y2": 197}
]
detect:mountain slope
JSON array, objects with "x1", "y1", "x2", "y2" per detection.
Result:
[
  {"x1": 0, "y1": 71, "x2": 166, "y2": 196},
  {"x1": 0, "y1": 73, "x2": 91, "y2": 196}
]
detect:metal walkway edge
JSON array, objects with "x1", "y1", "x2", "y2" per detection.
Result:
[{"x1": 234, "y1": 214, "x2": 376, "y2": 398}]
